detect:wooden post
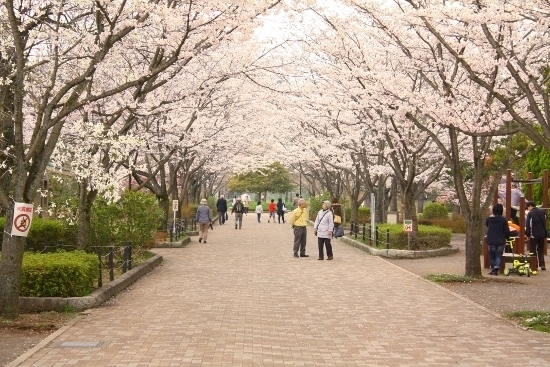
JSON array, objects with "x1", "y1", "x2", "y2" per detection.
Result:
[{"x1": 506, "y1": 169, "x2": 512, "y2": 220}]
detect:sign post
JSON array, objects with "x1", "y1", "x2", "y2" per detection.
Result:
[
  {"x1": 404, "y1": 219, "x2": 413, "y2": 249},
  {"x1": 11, "y1": 203, "x2": 34, "y2": 237},
  {"x1": 172, "y1": 200, "x2": 178, "y2": 234}
]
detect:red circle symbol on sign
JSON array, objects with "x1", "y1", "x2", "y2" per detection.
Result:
[{"x1": 14, "y1": 214, "x2": 31, "y2": 232}]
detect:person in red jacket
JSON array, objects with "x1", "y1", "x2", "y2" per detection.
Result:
[{"x1": 268, "y1": 199, "x2": 276, "y2": 223}]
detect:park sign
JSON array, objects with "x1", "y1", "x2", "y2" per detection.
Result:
[
  {"x1": 11, "y1": 202, "x2": 34, "y2": 237},
  {"x1": 404, "y1": 219, "x2": 413, "y2": 232}
]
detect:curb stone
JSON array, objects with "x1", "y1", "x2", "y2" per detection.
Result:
[{"x1": 339, "y1": 235, "x2": 459, "y2": 258}]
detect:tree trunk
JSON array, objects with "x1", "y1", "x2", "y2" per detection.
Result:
[
  {"x1": 463, "y1": 213, "x2": 483, "y2": 277},
  {"x1": 76, "y1": 180, "x2": 98, "y2": 250},
  {"x1": 0, "y1": 202, "x2": 27, "y2": 318}
]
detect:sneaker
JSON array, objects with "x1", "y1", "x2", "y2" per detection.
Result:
[
  {"x1": 199, "y1": 238, "x2": 202, "y2": 243},
  {"x1": 293, "y1": 254, "x2": 299, "y2": 258},
  {"x1": 541, "y1": 267, "x2": 546, "y2": 270},
  {"x1": 203, "y1": 241, "x2": 207, "y2": 244},
  {"x1": 235, "y1": 225, "x2": 237, "y2": 229}
]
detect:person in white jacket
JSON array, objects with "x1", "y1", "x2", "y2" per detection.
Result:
[{"x1": 313, "y1": 200, "x2": 335, "y2": 260}]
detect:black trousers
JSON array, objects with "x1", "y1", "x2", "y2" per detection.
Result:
[
  {"x1": 318, "y1": 237, "x2": 333, "y2": 259},
  {"x1": 529, "y1": 237, "x2": 546, "y2": 269}
]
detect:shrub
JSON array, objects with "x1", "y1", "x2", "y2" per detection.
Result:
[
  {"x1": 308, "y1": 193, "x2": 330, "y2": 220},
  {"x1": 357, "y1": 207, "x2": 371, "y2": 223},
  {"x1": 90, "y1": 190, "x2": 164, "y2": 249},
  {"x1": 18, "y1": 251, "x2": 98, "y2": 297},
  {"x1": 418, "y1": 214, "x2": 466, "y2": 233},
  {"x1": 370, "y1": 224, "x2": 452, "y2": 250},
  {"x1": 0, "y1": 217, "x2": 70, "y2": 251},
  {"x1": 119, "y1": 191, "x2": 164, "y2": 247},
  {"x1": 422, "y1": 203, "x2": 449, "y2": 219},
  {"x1": 182, "y1": 204, "x2": 199, "y2": 219}
]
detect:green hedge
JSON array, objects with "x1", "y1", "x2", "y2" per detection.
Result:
[
  {"x1": 421, "y1": 203, "x2": 449, "y2": 219},
  {"x1": 418, "y1": 215, "x2": 466, "y2": 233},
  {"x1": 371, "y1": 224, "x2": 452, "y2": 250},
  {"x1": 18, "y1": 251, "x2": 98, "y2": 297},
  {"x1": 0, "y1": 217, "x2": 72, "y2": 251}
]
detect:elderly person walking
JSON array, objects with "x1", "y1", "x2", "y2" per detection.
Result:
[
  {"x1": 314, "y1": 200, "x2": 335, "y2": 260},
  {"x1": 196, "y1": 198, "x2": 212, "y2": 243},
  {"x1": 290, "y1": 198, "x2": 309, "y2": 258}
]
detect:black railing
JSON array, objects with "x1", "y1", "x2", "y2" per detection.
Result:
[
  {"x1": 92, "y1": 242, "x2": 133, "y2": 288},
  {"x1": 350, "y1": 222, "x2": 390, "y2": 249},
  {"x1": 167, "y1": 218, "x2": 196, "y2": 242}
]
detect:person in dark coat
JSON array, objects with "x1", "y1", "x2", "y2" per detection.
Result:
[
  {"x1": 525, "y1": 201, "x2": 547, "y2": 270},
  {"x1": 485, "y1": 203, "x2": 510, "y2": 275},
  {"x1": 276, "y1": 198, "x2": 286, "y2": 223},
  {"x1": 216, "y1": 195, "x2": 228, "y2": 225}
]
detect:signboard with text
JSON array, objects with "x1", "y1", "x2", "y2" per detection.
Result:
[
  {"x1": 404, "y1": 219, "x2": 413, "y2": 232},
  {"x1": 11, "y1": 202, "x2": 34, "y2": 237}
]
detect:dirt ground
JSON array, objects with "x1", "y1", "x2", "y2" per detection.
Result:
[
  {"x1": 0, "y1": 312, "x2": 77, "y2": 366},
  {"x1": 1, "y1": 235, "x2": 548, "y2": 366}
]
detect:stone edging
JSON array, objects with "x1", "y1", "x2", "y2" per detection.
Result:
[
  {"x1": 18, "y1": 254, "x2": 163, "y2": 313},
  {"x1": 154, "y1": 236, "x2": 191, "y2": 248},
  {"x1": 339, "y1": 235, "x2": 459, "y2": 258}
]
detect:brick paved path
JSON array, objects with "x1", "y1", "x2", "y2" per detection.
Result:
[{"x1": 12, "y1": 213, "x2": 550, "y2": 366}]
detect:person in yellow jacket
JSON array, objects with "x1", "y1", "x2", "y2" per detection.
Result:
[{"x1": 290, "y1": 198, "x2": 309, "y2": 258}]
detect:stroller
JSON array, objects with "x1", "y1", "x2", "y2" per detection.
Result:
[{"x1": 502, "y1": 237, "x2": 535, "y2": 277}]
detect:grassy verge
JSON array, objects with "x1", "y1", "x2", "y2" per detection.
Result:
[
  {"x1": 506, "y1": 311, "x2": 550, "y2": 333},
  {"x1": 424, "y1": 273, "x2": 476, "y2": 283}
]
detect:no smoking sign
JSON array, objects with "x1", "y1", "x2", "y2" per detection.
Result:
[{"x1": 11, "y1": 202, "x2": 34, "y2": 237}]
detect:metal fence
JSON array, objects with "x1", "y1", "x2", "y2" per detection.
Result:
[
  {"x1": 167, "y1": 218, "x2": 196, "y2": 242},
  {"x1": 349, "y1": 221, "x2": 391, "y2": 249},
  {"x1": 92, "y1": 242, "x2": 133, "y2": 288}
]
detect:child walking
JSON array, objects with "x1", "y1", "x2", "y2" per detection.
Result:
[
  {"x1": 485, "y1": 203, "x2": 510, "y2": 275},
  {"x1": 268, "y1": 199, "x2": 277, "y2": 223},
  {"x1": 255, "y1": 201, "x2": 263, "y2": 223}
]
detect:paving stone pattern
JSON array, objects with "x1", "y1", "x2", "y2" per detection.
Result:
[{"x1": 13, "y1": 214, "x2": 550, "y2": 366}]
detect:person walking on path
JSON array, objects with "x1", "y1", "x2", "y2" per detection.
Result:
[
  {"x1": 331, "y1": 197, "x2": 343, "y2": 238},
  {"x1": 290, "y1": 198, "x2": 309, "y2": 258},
  {"x1": 196, "y1": 198, "x2": 213, "y2": 243},
  {"x1": 314, "y1": 200, "x2": 335, "y2": 260},
  {"x1": 243, "y1": 195, "x2": 250, "y2": 215},
  {"x1": 292, "y1": 193, "x2": 300, "y2": 208},
  {"x1": 232, "y1": 197, "x2": 245, "y2": 229},
  {"x1": 485, "y1": 203, "x2": 510, "y2": 275},
  {"x1": 276, "y1": 198, "x2": 286, "y2": 223},
  {"x1": 216, "y1": 195, "x2": 228, "y2": 225},
  {"x1": 525, "y1": 201, "x2": 547, "y2": 270},
  {"x1": 268, "y1": 199, "x2": 276, "y2": 223},
  {"x1": 255, "y1": 201, "x2": 263, "y2": 223}
]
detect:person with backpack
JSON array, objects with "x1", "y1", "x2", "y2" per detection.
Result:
[
  {"x1": 525, "y1": 201, "x2": 547, "y2": 270},
  {"x1": 232, "y1": 197, "x2": 245, "y2": 229}
]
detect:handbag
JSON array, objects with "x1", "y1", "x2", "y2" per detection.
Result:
[
  {"x1": 334, "y1": 226, "x2": 344, "y2": 238},
  {"x1": 333, "y1": 215, "x2": 342, "y2": 224}
]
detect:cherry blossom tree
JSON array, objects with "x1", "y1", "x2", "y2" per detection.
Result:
[{"x1": 0, "y1": 0, "x2": 282, "y2": 318}]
